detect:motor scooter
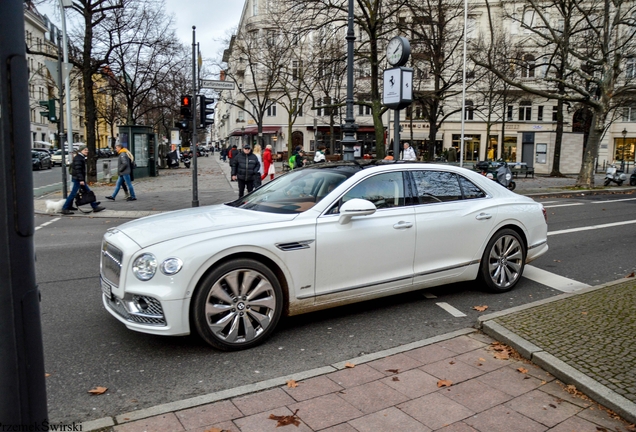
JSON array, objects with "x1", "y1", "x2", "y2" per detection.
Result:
[
  {"x1": 604, "y1": 163, "x2": 627, "y2": 186},
  {"x1": 181, "y1": 155, "x2": 191, "y2": 169},
  {"x1": 630, "y1": 167, "x2": 636, "y2": 186},
  {"x1": 476, "y1": 161, "x2": 516, "y2": 191}
]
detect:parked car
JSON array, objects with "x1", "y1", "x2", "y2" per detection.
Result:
[
  {"x1": 51, "y1": 149, "x2": 71, "y2": 166},
  {"x1": 100, "y1": 162, "x2": 549, "y2": 351},
  {"x1": 32, "y1": 150, "x2": 52, "y2": 170}
]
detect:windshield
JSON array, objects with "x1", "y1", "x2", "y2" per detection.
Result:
[{"x1": 227, "y1": 168, "x2": 355, "y2": 214}]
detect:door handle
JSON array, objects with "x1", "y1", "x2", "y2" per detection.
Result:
[
  {"x1": 393, "y1": 221, "x2": 413, "y2": 229},
  {"x1": 475, "y1": 213, "x2": 492, "y2": 220}
]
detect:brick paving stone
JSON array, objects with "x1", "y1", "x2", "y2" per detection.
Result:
[
  {"x1": 546, "y1": 415, "x2": 616, "y2": 432},
  {"x1": 186, "y1": 420, "x2": 239, "y2": 432},
  {"x1": 175, "y1": 400, "x2": 243, "y2": 430},
  {"x1": 288, "y1": 393, "x2": 364, "y2": 430},
  {"x1": 327, "y1": 364, "x2": 386, "y2": 388},
  {"x1": 436, "y1": 422, "x2": 479, "y2": 432},
  {"x1": 576, "y1": 406, "x2": 634, "y2": 431},
  {"x1": 420, "y1": 357, "x2": 485, "y2": 384},
  {"x1": 318, "y1": 423, "x2": 359, "y2": 432},
  {"x1": 336, "y1": 380, "x2": 409, "y2": 414},
  {"x1": 537, "y1": 381, "x2": 592, "y2": 409},
  {"x1": 113, "y1": 413, "x2": 185, "y2": 432},
  {"x1": 348, "y1": 407, "x2": 431, "y2": 432},
  {"x1": 438, "y1": 335, "x2": 488, "y2": 354},
  {"x1": 505, "y1": 362, "x2": 555, "y2": 383},
  {"x1": 231, "y1": 388, "x2": 296, "y2": 416},
  {"x1": 282, "y1": 375, "x2": 344, "y2": 402},
  {"x1": 403, "y1": 343, "x2": 458, "y2": 365},
  {"x1": 463, "y1": 405, "x2": 548, "y2": 432},
  {"x1": 494, "y1": 281, "x2": 636, "y2": 404},
  {"x1": 398, "y1": 392, "x2": 475, "y2": 430},
  {"x1": 476, "y1": 365, "x2": 545, "y2": 397},
  {"x1": 379, "y1": 368, "x2": 440, "y2": 398},
  {"x1": 454, "y1": 347, "x2": 519, "y2": 372},
  {"x1": 504, "y1": 389, "x2": 583, "y2": 427},
  {"x1": 442, "y1": 379, "x2": 513, "y2": 413},
  {"x1": 233, "y1": 407, "x2": 313, "y2": 432},
  {"x1": 366, "y1": 352, "x2": 425, "y2": 375}
]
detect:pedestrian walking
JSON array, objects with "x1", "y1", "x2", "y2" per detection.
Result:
[
  {"x1": 262, "y1": 144, "x2": 275, "y2": 181},
  {"x1": 401, "y1": 142, "x2": 417, "y2": 161},
  {"x1": 228, "y1": 144, "x2": 239, "y2": 180},
  {"x1": 220, "y1": 147, "x2": 227, "y2": 162},
  {"x1": 61, "y1": 146, "x2": 105, "y2": 215},
  {"x1": 105, "y1": 144, "x2": 137, "y2": 201},
  {"x1": 289, "y1": 146, "x2": 305, "y2": 170},
  {"x1": 231, "y1": 144, "x2": 260, "y2": 198},
  {"x1": 252, "y1": 144, "x2": 264, "y2": 188}
]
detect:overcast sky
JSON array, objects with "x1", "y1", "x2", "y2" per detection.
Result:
[{"x1": 37, "y1": 0, "x2": 245, "y2": 77}]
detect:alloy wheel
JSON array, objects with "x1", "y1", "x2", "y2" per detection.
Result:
[{"x1": 487, "y1": 234, "x2": 523, "y2": 289}]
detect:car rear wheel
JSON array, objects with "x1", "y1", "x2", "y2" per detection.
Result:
[
  {"x1": 192, "y1": 259, "x2": 283, "y2": 351},
  {"x1": 479, "y1": 229, "x2": 526, "y2": 293}
]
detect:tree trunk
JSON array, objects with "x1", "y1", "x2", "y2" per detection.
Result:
[
  {"x1": 82, "y1": 5, "x2": 97, "y2": 182},
  {"x1": 575, "y1": 110, "x2": 601, "y2": 188}
]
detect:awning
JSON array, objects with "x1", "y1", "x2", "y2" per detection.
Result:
[
  {"x1": 230, "y1": 126, "x2": 281, "y2": 136},
  {"x1": 402, "y1": 132, "x2": 443, "y2": 141}
]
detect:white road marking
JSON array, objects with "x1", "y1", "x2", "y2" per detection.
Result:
[
  {"x1": 423, "y1": 292, "x2": 437, "y2": 299},
  {"x1": 548, "y1": 219, "x2": 636, "y2": 236},
  {"x1": 436, "y1": 302, "x2": 467, "y2": 317},
  {"x1": 591, "y1": 197, "x2": 636, "y2": 204},
  {"x1": 33, "y1": 182, "x2": 62, "y2": 191},
  {"x1": 538, "y1": 201, "x2": 560, "y2": 204},
  {"x1": 35, "y1": 217, "x2": 61, "y2": 231},
  {"x1": 524, "y1": 265, "x2": 591, "y2": 293},
  {"x1": 543, "y1": 203, "x2": 585, "y2": 209}
]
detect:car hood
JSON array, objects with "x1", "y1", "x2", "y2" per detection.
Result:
[{"x1": 114, "y1": 204, "x2": 297, "y2": 249}]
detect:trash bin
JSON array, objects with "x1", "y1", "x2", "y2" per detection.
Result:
[
  {"x1": 149, "y1": 157, "x2": 156, "y2": 176},
  {"x1": 102, "y1": 160, "x2": 111, "y2": 182}
]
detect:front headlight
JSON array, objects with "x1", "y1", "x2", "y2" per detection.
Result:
[
  {"x1": 160, "y1": 257, "x2": 183, "y2": 275},
  {"x1": 132, "y1": 253, "x2": 157, "y2": 281}
]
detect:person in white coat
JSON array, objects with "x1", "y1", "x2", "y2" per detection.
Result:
[{"x1": 401, "y1": 143, "x2": 417, "y2": 161}]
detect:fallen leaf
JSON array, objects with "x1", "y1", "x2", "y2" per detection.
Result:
[
  {"x1": 286, "y1": 380, "x2": 298, "y2": 388},
  {"x1": 626, "y1": 272, "x2": 635, "y2": 278},
  {"x1": 392, "y1": 377, "x2": 400, "y2": 381},
  {"x1": 88, "y1": 386, "x2": 108, "y2": 395},
  {"x1": 517, "y1": 367, "x2": 528, "y2": 374},
  {"x1": 449, "y1": 361, "x2": 456, "y2": 365},
  {"x1": 269, "y1": 409, "x2": 301, "y2": 427},
  {"x1": 479, "y1": 358, "x2": 486, "y2": 362},
  {"x1": 45, "y1": 373, "x2": 51, "y2": 377},
  {"x1": 386, "y1": 369, "x2": 399, "y2": 374},
  {"x1": 582, "y1": 311, "x2": 588, "y2": 315},
  {"x1": 473, "y1": 305, "x2": 488, "y2": 312},
  {"x1": 437, "y1": 379, "x2": 452, "y2": 388},
  {"x1": 553, "y1": 259, "x2": 561, "y2": 262},
  {"x1": 549, "y1": 403, "x2": 557, "y2": 409},
  {"x1": 494, "y1": 351, "x2": 510, "y2": 360},
  {"x1": 491, "y1": 342, "x2": 507, "y2": 351},
  {"x1": 344, "y1": 362, "x2": 355, "y2": 368},
  {"x1": 204, "y1": 428, "x2": 223, "y2": 432}
]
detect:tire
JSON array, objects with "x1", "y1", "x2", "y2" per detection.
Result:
[
  {"x1": 630, "y1": 177, "x2": 636, "y2": 186},
  {"x1": 478, "y1": 229, "x2": 526, "y2": 293},
  {"x1": 192, "y1": 259, "x2": 283, "y2": 351},
  {"x1": 38, "y1": 162, "x2": 42, "y2": 171},
  {"x1": 617, "y1": 180, "x2": 623, "y2": 186},
  {"x1": 508, "y1": 181, "x2": 516, "y2": 191},
  {"x1": 604, "y1": 178, "x2": 611, "y2": 186}
]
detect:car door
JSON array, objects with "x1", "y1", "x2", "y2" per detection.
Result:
[
  {"x1": 314, "y1": 171, "x2": 415, "y2": 301},
  {"x1": 408, "y1": 170, "x2": 498, "y2": 285}
]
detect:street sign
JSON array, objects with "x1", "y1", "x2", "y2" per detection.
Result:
[{"x1": 199, "y1": 79, "x2": 235, "y2": 90}]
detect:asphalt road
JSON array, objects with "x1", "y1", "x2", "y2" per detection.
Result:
[
  {"x1": 34, "y1": 191, "x2": 636, "y2": 424},
  {"x1": 32, "y1": 158, "x2": 115, "y2": 196}
]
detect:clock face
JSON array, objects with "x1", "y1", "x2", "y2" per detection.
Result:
[{"x1": 386, "y1": 36, "x2": 410, "y2": 66}]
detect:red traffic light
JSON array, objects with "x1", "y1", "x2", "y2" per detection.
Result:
[{"x1": 181, "y1": 95, "x2": 191, "y2": 107}]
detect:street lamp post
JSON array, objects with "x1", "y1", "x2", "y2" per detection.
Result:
[
  {"x1": 241, "y1": 126, "x2": 245, "y2": 148},
  {"x1": 622, "y1": 128, "x2": 627, "y2": 172},
  {"x1": 341, "y1": 0, "x2": 358, "y2": 161}
]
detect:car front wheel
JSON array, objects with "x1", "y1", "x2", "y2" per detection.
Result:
[
  {"x1": 192, "y1": 259, "x2": 283, "y2": 351},
  {"x1": 479, "y1": 229, "x2": 526, "y2": 293}
]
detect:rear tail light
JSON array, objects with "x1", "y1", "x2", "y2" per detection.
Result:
[{"x1": 541, "y1": 205, "x2": 548, "y2": 223}]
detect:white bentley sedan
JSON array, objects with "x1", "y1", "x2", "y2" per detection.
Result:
[{"x1": 100, "y1": 161, "x2": 548, "y2": 350}]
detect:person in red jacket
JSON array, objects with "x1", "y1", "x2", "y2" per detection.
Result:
[{"x1": 262, "y1": 144, "x2": 275, "y2": 181}]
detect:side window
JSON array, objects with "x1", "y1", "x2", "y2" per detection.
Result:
[
  {"x1": 411, "y1": 171, "x2": 462, "y2": 203},
  {"x1": 328, "y1": 172, "x2": 405, "y2": 214},
  {"x1": 458, "y1": 176, "x2": 487, "y2": 199}
]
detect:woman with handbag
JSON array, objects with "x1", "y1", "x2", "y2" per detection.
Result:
[{"x1": 61, "y1": 146, "x2": 105, "y2": 215}]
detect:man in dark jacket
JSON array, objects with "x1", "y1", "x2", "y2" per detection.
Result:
[
  {"x1": 61, "y1": 146, "x2": 105, "y2": 215},
  {"x1": 231, "y1": 144, "x2": 261, "y2": 198},
  {"x1": 228, "y1": 144, "x2": 239, "y2": 181},
  {"x1": 106, "y1": 144, "x2": 137, "y2": 201}
]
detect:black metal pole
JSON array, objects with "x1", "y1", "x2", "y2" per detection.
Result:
[
  {"x1": 341, "y1": 0, "x2": 358, "y2": 161},
  {"x1": 57, "y1": 34, "x2": 68, "y2": 198},
  {"x1": 191, "y1": 26, "x2": 199, "y2": 207},
  {"x1": 0, "y1": 0, "x2": 49, "y2": 425},
  {"x1": 393, "y1": 110, "x2": 400, "y2": 159}
]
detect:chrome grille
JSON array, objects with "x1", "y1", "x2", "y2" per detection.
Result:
[
  {"x1": 101, "y1": 241, "x2": 122, "y2": 286},
  {"x1": 105, "y1": 294, "x2": 166, "y2": 326}
]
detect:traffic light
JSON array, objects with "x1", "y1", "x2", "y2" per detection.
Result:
[
  {"x1": 174, "y1": 117, "x2": 189, "y2": 130},
  {"x1": 198, "y1": 95, "x2": 215, "y2": 128},
  {"x1": 180, "y1": 95, "x2": 192, "y2": 118},
  {"x1": 39, "y1": 99, "x2": 58, "y2": 123}
]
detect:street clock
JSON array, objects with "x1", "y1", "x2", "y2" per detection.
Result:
[{"x1": 386, "y1": 36, "x2": 411, "y2": 67}]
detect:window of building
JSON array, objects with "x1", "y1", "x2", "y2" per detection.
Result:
[
  {"x1": 553, "y1": 106, "x2": 559, "y2": 121},
  {"x1": 292, "y1": 60, "x2": 300, "y2": 81},
  {"x1": 451, "y1": 134, "x2": 480, "y2": 162},
  {"x1": 323, "y1": 96, "x2": 332, "y2": 116},
  {"x1": 464, "y1": 100, "x2": 474, "y2": 120},
  {"x1": 487, "y1": 135, "x2": 498, "y2": 160},
  {"x1": 316, "y1": 99, "x2": 322, "y2": 117},
  {"x1": 626, "y1": 57, "x2": 636, "y2": 79},
  {"x1": 519, "y1": 101, "x2": 532, "y2": 121},
  {"x1": 267, "y1": 101, "x2": 277, "y2": 117},
  {"x1": 622, "y1": 106, "x2": 636, "y2": 122},
  {"x1": 537, "y1": 106, "x2": 544, "y2": 121},
  {"x1": 266, "y1": 30, "x2": 276, "y2": 46},
  {"x1": 507, "y1": 105, "x2": 514, "y2": 121},
  {"x1": 614, "y1": 137, "x2": 635, "y2": 161},
  {"x1": 503, "y1": 136, "x2": 517, "y2": 162},
  {"x1": 252, "y1": 0, "x2": 258, "y2": 16},
  {"x1": 238, "y1": 111, "x2": 245, "y2": 122},
  {"x1": 521, "y1": 54, "x2": 535, "y2": 78},
  {"x1": 294, "y1": 99, "x2": 303, "y2": 116},
  {"x1": 358, "y1": 103, "x2": 371, "y2": 116}
]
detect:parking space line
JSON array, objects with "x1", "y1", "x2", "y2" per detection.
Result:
[
  {"x1": 436, "y1": 302, "x2": 467, "y2": 317},
  {"x1": 591, "y1": 197, "x2": 636, "y2": 204},
  {"x1": 35, "y1": 217, "x2": 60, "y2": 231},
  {"x1": 548, "y1": 219, "x2": 636, "y2": 236},
  {"x1": 543, "y1": 203, "x2": 585, "y2": 208},
  {"x1": 523, "y1": 265, "x2": 591, "y2": 293}
]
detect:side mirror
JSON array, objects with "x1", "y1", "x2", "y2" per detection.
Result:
[{"x1": 338, "y1": 198, "x2": 377, "y2": 225}]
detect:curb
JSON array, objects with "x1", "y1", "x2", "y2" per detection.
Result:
[
  {"x1": 477, "y1": 276, "x2": 636, "y2": 424},
  {"x1": 80, "y1": 328, "x2": 477, "y2": 431}
]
